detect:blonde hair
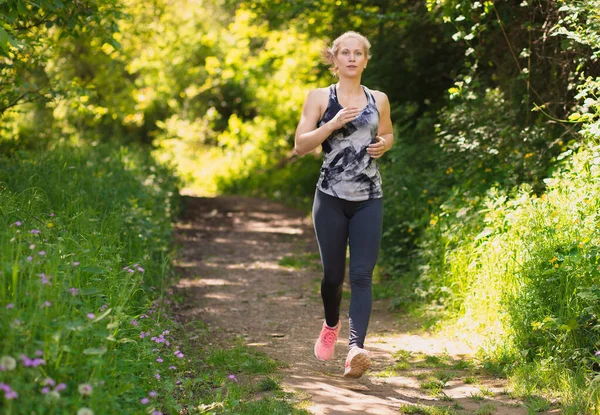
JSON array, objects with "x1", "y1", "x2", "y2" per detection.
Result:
[{"x1": 322, "y1": 31, "x2": 372, "y2": 76}]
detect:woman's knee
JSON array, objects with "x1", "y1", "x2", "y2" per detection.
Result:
[{"x1": 349, "y1": 267, "x2": 373, "y2": 288}]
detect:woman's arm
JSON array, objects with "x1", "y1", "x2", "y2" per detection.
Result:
[
  {"x1": 368, "y1": 91, "x2": 394, "y2": 159},
  {"x1": 294, "y1": 89, "x2": 361, "y2": 156}
]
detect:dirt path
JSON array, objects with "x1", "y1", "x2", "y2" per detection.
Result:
[{"x1": 172, "y1": 194, "x2": 555, "y2": 415}]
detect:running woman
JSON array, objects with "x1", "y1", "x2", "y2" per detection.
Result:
[{"x1": 294, "y1": 31, "x2": 394, "y2": 378}]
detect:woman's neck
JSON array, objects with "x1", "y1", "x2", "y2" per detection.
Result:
[{"x1": 336, "y1": 78, "x2": 363, "y2": 97}]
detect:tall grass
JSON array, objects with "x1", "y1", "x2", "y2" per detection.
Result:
[
  {"x1": 415, "y1": 140, "x2": 600, "y2": 413},
  {"x1": 0, "y1": 143, "x2": 182, "y2": 414},
  {"x1": 0, "y1": 143, "x2": 311, "y2": 414}
]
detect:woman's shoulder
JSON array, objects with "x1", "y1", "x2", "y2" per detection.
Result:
[
  {"x1": 307, "y1": 86, "x2": 332, "y2": 98},
  {"x1": 305, "y1": 86, "x2": 331, "y2": 107},
  {"x1": 364, "y1": 87, "x2": 389, "y2": 103}
]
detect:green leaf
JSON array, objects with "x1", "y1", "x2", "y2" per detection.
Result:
[
  {"x1": 80, "y1": 287, "x2": 103, "y2": 295},
  {"x1": 0, "y1": 26, "x2": 10, "y2": 50},
  {"x1": 83, "y1": 346, "x2": 107, "y2": 355},
  {"x1": 91, "y1": 307, "x2": 112, "y2": 322},
  {"x1": 81, "y1": 266, "x2": 105, "y2": 274},
  {"x1": 108, "y1": 37, "x2": 121, "y2": 50}
]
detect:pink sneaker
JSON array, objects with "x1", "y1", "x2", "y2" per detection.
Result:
[
  {"x1": 343, "y1": 347, "x2": 371, "y2": 378},
  {"x1": 314, "y1": 321, "x2": 340, "y2": 361}
]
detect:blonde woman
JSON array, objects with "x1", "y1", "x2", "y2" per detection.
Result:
[{"x1": 294, "y1": 31, "x2": 394, "y2": 378}]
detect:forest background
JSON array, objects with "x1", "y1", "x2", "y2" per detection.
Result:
[{"x1": 2, "y1": 0, "x2": 600, "y2": 413}]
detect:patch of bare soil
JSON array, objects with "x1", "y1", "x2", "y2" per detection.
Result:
[{"x1": 172, "y1": 194, "x2": 558, "y2": 415}]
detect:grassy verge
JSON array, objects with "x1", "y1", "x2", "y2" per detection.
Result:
[
  {"x1": 0, "y1": 143, "x2": 309, "y2": 414},
  {"x1": 0, "y1": 143, "x2": 182, "y2": 413},
  {"x1": 171, "y1": 319, "x2": 310, "y2": 415}
]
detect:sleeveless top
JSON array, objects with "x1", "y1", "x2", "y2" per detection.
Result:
[{"x1": 316, "y1": 84, "x2": 383, "y2": 201}]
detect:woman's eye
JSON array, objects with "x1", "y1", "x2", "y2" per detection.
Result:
[{"x1": 356, "y1": 52, "x2": 363, "y2": 56}]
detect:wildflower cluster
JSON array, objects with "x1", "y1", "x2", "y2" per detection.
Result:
[{"x1": 0, "y1": 144, "x2": 181, "y2": 412}]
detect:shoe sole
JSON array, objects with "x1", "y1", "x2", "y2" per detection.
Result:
[{"x1": 343, "y1": 352, "x2": 371, "y2": 378}]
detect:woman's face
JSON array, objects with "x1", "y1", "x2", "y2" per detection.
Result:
[{"x1": 333, "y1": 37, "x2": 368, "y2": 78}]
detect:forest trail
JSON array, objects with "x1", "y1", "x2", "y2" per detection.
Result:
[{"x1": 172, "y1": 194, "x2": 555, "y2": 415}]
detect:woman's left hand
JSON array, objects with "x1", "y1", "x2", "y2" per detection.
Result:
[{"x1": 368, "y1": 136, "x2": 387, "y2": 159}]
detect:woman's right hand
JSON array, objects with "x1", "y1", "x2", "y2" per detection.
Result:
[{"x1": 328, "y1": 107, "x2": 361, "y2": 130}]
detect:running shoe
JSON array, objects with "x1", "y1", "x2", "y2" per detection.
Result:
[
  {"x1": 343, "y1": 347, "x2": 371, "y2": 378},
  {"x1": 314, "y1": 321, "x2": 340, "y2": 361}
]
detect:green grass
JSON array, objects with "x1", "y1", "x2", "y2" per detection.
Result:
[
  {"x1": 469, "y1": 392, "x2": 486, "y2": 402},
  {"x1": 0, "y1": 143, "x2": 183, "y2": 414},
  {"x1": 400, "y1": 404, "x2": 457, "y2": 414},
  {"x1": 206, "y1": 345, "x2": 279, "y2": 374},
  {"x1": 523, "y1": 395, "x2": 552, "y2": 413},
  {"x1": 257, "y1": 376, "x2": 281, "y2": 392},
  {"x1": 474, "y1": 403, "x2": 496, "y2": 415},
  {"x1": 0, "y1": 143, "x2": 309, "y2": 414},
  {"x1": 278, "y1": 252, "x2": 321, "y2": 270}
]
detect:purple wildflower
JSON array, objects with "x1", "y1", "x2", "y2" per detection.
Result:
[
  {"x1": 39, "y1": 251, "x2": 46, "y2": 256},
  {"x1": 148, "y1": 390, "x2": 157, "y2": 397},
  {"x1": 228, "y1": 374, "x2": 238, "y2": 383},
  {"x1": 43, "y1": 378, "x2": 55, "y2": 386},
  {"x1": 100, "y1": 304, "x2": 107, "y2": 311},
  {"x1": 11, "y1": 221, "x2": 22, "y2": 227},
  {"x1": 50, "y1": 213, "x2": 54, "y2": 217},
  {"x1": 72, "y1": 262, "x2": 80, "y2": 266},
  {"x1": 131, "y1": 319, "x2": 138, "y2": 326},
  {"x1": 141, "y1": 397, "x2": 149, "y2": 404},
  {"x1": 40, "y1": 301, "x2": 51, "y2": 308},
  {"x1": 6, "y1": 303, "x2": 13, "y2": 309},
  {"x1": 30, "y1": 229, "x2": 41, "y2": 234},
  {"x1": 154, "y1": 373, "x2": 160, "y2": 380},
  {"x1": 595, "y1": 350, "x2": 600, "y2": 356},
  {"x1": 169, "y1": 366, "x2": 176, "y2": 370},
  {"x1": 152, "y1": 412, "x2": 162, "y2": 415},
  {"x1": 29, "y1": 244, "x2": 35, "y2": 249},
  {"x1": 35, "y1": 350, "x2": 43, "y2": 356},
  {"x1": 156, "y1": 358, "x2": 163, "y2": 363},
  {"x1": 54, "y1": 383, "x2": 66, "y2": 392},
  {"x1": 27, "y1": 256, "x2": 33, "y2": 261},
  {"x1": 41, "y1": 386, "x2": 50, "y2": 394},
  {"x1": 87, "y1": 313, "x2": 95, "y2": 319},
  {"x1": 39, "y1": 273, "x2": 51, "y2": 285},
  {"x1": 137, "y1": 266, "x2": 145, "y2": 272},
  {"x1": 21, "y1": 354, "x2": 46, "y2": 367},
  {"x1": 69, "y1": 288, "x2": 79, "y2": 296}
]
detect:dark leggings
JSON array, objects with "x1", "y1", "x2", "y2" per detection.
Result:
[{"x1": 312, "y1": 188, "x2": 383, "y2": 349}]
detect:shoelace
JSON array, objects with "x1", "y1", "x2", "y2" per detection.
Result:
[{"x1": 320, "y1": 328, "x2": 337, "y2": 346}]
